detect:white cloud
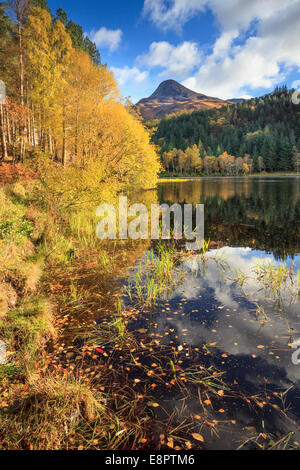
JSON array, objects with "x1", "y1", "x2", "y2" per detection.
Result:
[
  {"x1": 292, "y1": 80, "x2": 300, "y2": 90},
  {"x1": 138, "y1": 41, "x2": 201, "y2": 78},
  {"x1": 142, "y1": 0, "x2": 300, "y2": 98},
  {"x1": 143, "y1": 0, "x2": 298, "y2": 32},
  {"x1": 89, "y1": 27, "x2": 122, "y2": 52},
  {"x1": 183, "y1": 1, "x2": 300, "y2": 98},
  {"x1": 143, "y1": 0, "x2": 207, "y2": 31},
  {"x1": 111, "y1": 66, "x2": 149, "y2": 86}
]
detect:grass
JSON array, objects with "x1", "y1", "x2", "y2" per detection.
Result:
[
  {"x1": 83, "y1": 315, "x2": 135, "y2": 350},
  {"x1": 0, "y1": 373, "x2": 150, "y2": 450},
  {"x1": 252, "y1": 259, "x2": 300, "y2": 309},
  {"x1": 0, "y1": 179, "x2": 157, "y2": 450},
  {"x1": 0, "y1": 176, "x2": 299, "y2": 450},
  {"x1": 228, "y1": 256, "x2": 300, "y2": 319},
  {"x1": 125, "y1": 241, "x2": 182, "y2": 308}
]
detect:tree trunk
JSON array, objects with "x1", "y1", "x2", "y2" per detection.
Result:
[
  {"x1": 0, "y1": 103, "x2": 8, "y2": 161},
  {"x1": 16, "y1": 10, "x2": 24, "y2": 105},
  {"x1": 62, "y1": 118, "x2": 67, "y2": 166}
]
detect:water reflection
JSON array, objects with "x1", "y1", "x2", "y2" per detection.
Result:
[
  {"x1": 126, "y1": 247, "x2": 300, "y2": 448},
  {"x1": 151, "y1": 248, "x2": 300, "y2": 388},
  {"x1": 122, "y1": 178, "x2": 300, "y2": 448},
  {"x1": 158, "y1": 177, "x2": 300, "y2": 260}
]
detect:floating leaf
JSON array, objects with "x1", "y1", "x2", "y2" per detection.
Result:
[
  {"x1": 147, "y1": 401, "x2": 160, "y2": 408},
  {"x1": 167, "y1": 438, "x2": 174, "y2": 449},
  {"x1": 192, "y1": 433, "x2": 204, "y2": 442},
  {"x1": 95, "y1": 348, "x2": 104, "y2": 354}
]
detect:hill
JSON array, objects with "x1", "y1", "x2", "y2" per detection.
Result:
[
  {"x1": 137, "y1": 80, "x2": 233, "y2": 120},
  {"x1": 152, "y1": 86, "x2": 300, "y2": 174}
]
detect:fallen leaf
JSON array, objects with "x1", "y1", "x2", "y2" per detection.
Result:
[
  {"x1": 192, "y1": 433, "x2": 204, "y2": 442},
  {"x1": 147, "y1": 402, "x2": 160, "y2": 408}
]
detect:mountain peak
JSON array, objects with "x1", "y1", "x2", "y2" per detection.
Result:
[
  {"x1": 149, "y1": 80, "x2": 203, "y2": 100},
  {"x1": 137, "y1": 80, "x2": 231, "y2": 120}
]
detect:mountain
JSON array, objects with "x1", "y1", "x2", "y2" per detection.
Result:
[
  {"x1": 152, "y1": 86, "x2": 300, "y2": 173},
  {"x1": 137, "y1": 80, "x2": 232, "y2": 120}
]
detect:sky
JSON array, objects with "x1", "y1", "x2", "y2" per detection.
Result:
[{"x1": 48, "y1": 0, "x2": 300, "y2": 103}]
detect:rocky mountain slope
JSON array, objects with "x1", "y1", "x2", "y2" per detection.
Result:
[{"x1": 137, "y1": 80, "x2": 233, "y2": 120}]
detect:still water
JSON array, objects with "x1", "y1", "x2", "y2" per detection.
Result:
[{"x1": 125, "y1": 177, "x2": 300, "y2": 449}]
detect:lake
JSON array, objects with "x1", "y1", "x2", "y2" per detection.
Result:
[{"x1": 122, "y1": 177, "x2": 300, "y2": 449}]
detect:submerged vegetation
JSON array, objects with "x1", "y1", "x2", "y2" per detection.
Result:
[{"x1": 125, "y1": 242, "x2": 182, "y2": 308}]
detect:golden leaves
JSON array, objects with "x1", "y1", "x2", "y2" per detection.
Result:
[
  {"x1": 147, "y1": 401, "x2": 160, "y2": 408},
  {"x1": 192, "y1": 433, "x2": 204, "y2": 442}
]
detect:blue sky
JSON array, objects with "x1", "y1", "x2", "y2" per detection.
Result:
[{"x1": 48, "y1": 0, "x2": 300, "y2": 102}]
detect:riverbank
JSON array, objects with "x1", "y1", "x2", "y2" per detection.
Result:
[
  {"x1": 1, "y1": 171, "x2": 299, "y2": 450},
  {"x1": 159, "y1": 172, "x2": 300, "y2": 182},
  {"x1": 0, "y1": 176, "x2": 153, "y2": 450},
  {"x1": 0, "y1": 175, "x2": 226, "y2": 450}
]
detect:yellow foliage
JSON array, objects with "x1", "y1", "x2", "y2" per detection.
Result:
[
  {"x1": 38, "y1": 101, "x2": 160, "y2": 209},
  {"x1": 22, "y1": 8, "x2": 160, "y2": 208}
]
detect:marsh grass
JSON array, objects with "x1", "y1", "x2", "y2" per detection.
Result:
[
  {"x1": 125, "y1": 241, "x2": 184, "y2": 308},
  {"x1": 253, "y1": 259, "x2": 297, "y2": 298},
  {"x1": 0, "y1": 295, "x2": 56, "y2": 374},
  {"x1": 226, "y1": 255, "x2": 300, "y2": 323},
  {"x1": 82, "y1": 314, "x2": 135, "y2": 351},
  {"x1": 0, "y1": 372, "x2": 151, "y2": 450}
]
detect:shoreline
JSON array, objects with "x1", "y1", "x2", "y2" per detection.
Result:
[{"x1": 159, "y1": 173, "x2": 300, "y2": 182}]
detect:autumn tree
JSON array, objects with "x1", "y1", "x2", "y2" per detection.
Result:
[
  {"x1": 23, "y1": 7, "x2": 73, "y2": 157},
  {"x1": 8, "y1": 0, "x2": 29, "y2": 104}
]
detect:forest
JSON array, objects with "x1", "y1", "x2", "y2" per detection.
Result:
[
  {"x1": 0, "y1": 0, "x2": 160, "y2": 206},
  {"x1": 152, "y1": 87, "x2": 300, "y2": 175}
]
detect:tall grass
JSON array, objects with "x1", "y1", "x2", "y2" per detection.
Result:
[{"x1": 125, "y1": 241, "x2": 182, "y2": 308}]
